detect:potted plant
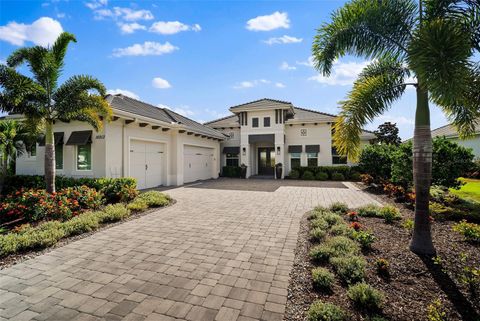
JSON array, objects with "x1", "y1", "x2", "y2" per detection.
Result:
[
  {"x1": 240, "y1": 163, "x2": 247, "y2": 179},
  {"x1": 275, "y1": 163, "x2": 283, "y2": 179}
]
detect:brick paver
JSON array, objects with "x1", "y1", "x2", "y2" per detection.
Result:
[{"x1": 0, "y1": 181, "x2": 379, "y2": 320}]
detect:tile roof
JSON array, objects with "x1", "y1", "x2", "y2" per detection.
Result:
[
  {"x1": 431, "y1": 118, "x2": 480, "y2": 138},
  {"x1": 229, "y1": 98, "x2": 293, "y2": 110},
  {"x1": 106, "y1": 94, "x2": 225, "y2": 139}
]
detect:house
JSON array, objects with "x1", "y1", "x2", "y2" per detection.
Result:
[
  {"x1": 204, "y1": 98, "x2": 375, "y2": 178},
  {"x1": 15, "y1": 94, "x2": 224, "y2": 189},
  {"x1": 14, "y1": 96, "x2": 375, "y2": 187},
  {"x1": 430, "y1": 119, "x2": 480, "y2": 158}
]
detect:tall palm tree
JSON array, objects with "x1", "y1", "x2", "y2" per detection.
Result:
[
  {"x1": 313, "y1": 0, "x2": 479, "y2": 255},
  {"x1": 0, "y1": 32, "x2": 112, "y2": 193}
]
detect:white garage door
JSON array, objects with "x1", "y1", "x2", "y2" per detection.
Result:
[
  {"x1": 183, "y1": 145, "x2": 214, "y2": 183},
  {"x1": 130, "y1": 140, "x2": 164, "y2": 189}
]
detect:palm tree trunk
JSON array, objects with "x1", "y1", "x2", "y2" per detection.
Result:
[
  {"x1": 0, "y1": 148, "x2": 7, "y2": 194},
  {"x1": 44, "y1": 120, "x2": 56, "y2": 193},
  {"x1": 409, "y1": 84, "x2": 435, "y2": 255}
]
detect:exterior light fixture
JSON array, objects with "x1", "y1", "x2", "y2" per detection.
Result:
[
  {"x1": 242, "y1": 147, "x2": 246, "y2": 156},
  {"x1": 277, "y1": 146, "x2": 281, "y2": 155}
]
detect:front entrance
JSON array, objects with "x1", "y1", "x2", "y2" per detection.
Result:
[{"x1": 258, "y1": 147, "x2": 275, "y2": 176}]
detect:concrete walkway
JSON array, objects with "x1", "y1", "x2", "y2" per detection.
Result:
[{"x1": 0, "y1": 181, "x2": 379, "y2": 321}]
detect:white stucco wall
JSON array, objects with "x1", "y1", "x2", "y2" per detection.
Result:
[{"x1": 448, "y1": 135, "x2": 480, "y2": 159}]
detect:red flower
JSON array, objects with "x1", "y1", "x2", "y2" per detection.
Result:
[{"x1": 350, "y1": 222, "x2": 361, "y2": 231}]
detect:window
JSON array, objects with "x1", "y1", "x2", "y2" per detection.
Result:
[
  {"x1": 77, "y1": 144, "x2": 92, "y2": 170},
  {"x1": 29, "y1": 144, "x2": 36, "y2": 157},
  {"x1": 55, "y1": 144, "x2": 63, "y2": 170},
  {"x1": 264, "y1": 117, "x2": 270, "y2": 127},
  {"x1": 252, "y1": 118, "x2": 259, "y2": 128},
  {"x1": 300, "y1": 128, "x2": 307, "y2": 136},
  {"x1": 307, "y1": 152, "x2": 318, "y2": 167},
  {"x1": 290, "y1": 152, "x2": 301, "y2": 169},
  {"x1": 226, "y1": 153, "x2": 239, "y2": 167},
  {"x1": 332, "y1": 147, "x2": 347, "y2": 164}
]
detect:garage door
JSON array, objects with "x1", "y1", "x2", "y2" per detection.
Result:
[
  {"x1": 130, "y1": 140, "x2": 164, "y2": 189},
  {"x1": 183, "y1": 145, "x2": 214, "y2": 183}
]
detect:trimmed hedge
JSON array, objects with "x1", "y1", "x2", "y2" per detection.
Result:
[
  {"x1": 3, "y1": 176, "x2": 137, "y2": 203},
  {"x1": 222, "y1": 166, "x2": 241, "y2": 178},
  {"x1": 289, "y1": 166, "x2": 360, "y2": 181}
]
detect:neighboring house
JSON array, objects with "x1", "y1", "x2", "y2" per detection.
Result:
[
  {"x1": 430, "y1": 119, "x2": 480, "y2": 158},
  {"x1": 15, "y1": 94, "x2": 224, "y2": 189},
  {"x1": 204, "y1": 98, "x2": 375, "y2": 178}
]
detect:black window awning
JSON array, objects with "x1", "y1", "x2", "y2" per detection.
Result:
[
  {"x1": 38, "y1": 132, "x2": 64, "y2": 146},
  {"x1": 248, "y1": 134, "x2": 274, "y2": 144},
  {"x1": 66, "y1": 130, "x2": 92, "y2": 145},
  {"x1": 223, "y1": 146, "x2": 240, "y2": 154},
  {"x1": 305, "y1": 145, "x2": 320, "y2": 153},
  {"x1": 288, "y1": 145, "x2": 302, "y2": 153}
]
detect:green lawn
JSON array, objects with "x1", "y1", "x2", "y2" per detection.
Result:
[{"x1": 450, "y1": 178, "x2": 480, "y2": 203}]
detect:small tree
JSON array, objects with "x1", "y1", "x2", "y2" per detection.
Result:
[
  {"x1": 374, "y1": 122, "x2": 402, "y2": 146},
  {"x1": 0, "y1": 32, "x2": 112, "y2": 193}
]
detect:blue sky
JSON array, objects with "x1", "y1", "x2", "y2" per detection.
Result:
[{"x1": 0, "y1": 0, "x2": 449, "y2": 139}]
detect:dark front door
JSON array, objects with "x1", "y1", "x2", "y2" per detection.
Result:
[{"x1": 258, "y1": 147, "x2": 275, "y2": 175}]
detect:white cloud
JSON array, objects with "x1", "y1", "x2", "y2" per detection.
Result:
[
  {"x1": 233, "y1": 79, "x2": 273, "y2": 89},
  {"x1": 376, "y1": 115, "x2": 414, "y2": 125},
  {"x1": 149, "y1": 21, "x2": 201, "y2": 35},
  {"x1": 152, "y1": 77, "x2": 172, "y2": 89},
  {"x1": 92, "y1": 6, "x2": 153, "y2": 22},
  {"x1": 118, "y1": 22, "x2": 146, "y2": 34},
  {"x1": 106, "y1": 89, "x2": 139, "y2": 99},
  {"x1": 56, "y1": 13, "x2": 66, "y2": 19},
  {"x1": 0, "y1": 17, "x2": 63, "y2": 47},
  {"x1": 85, "y1": 0, "x2": 107, "y2": 10},
  {"x1": 296, "y1": 56, "x2": 314, "y2": 67},
  {"x1": 308, "y1": 60, "x2": 370, "y2": 86},
  {"x1": 246, "y1": 11, "x2": 290, "y2": 31},
  {"x1": 263, "y1": 35, "x2": 302, "y2": 45},
  {"x1": 275, "y1": 82, "x2": 286, "y2": 88},
  {"x1": 280, "y1": 61, "x2": 296, "y2": 70},
  {"x1": 112, "y1": 41, "x2": 178, "y2": 57}
]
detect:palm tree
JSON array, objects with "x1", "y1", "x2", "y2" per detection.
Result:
[
  {"x1": 313, "y1": 0, "x2": 479, "y2": 255},
  {"x1": 0, "y1": 119, "x2": 38, "y2": 192},
  {"x1": 0, "y1": 32, "x2": 112, "y2": 193}
]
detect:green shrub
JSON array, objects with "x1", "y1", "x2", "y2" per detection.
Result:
[
  {"x1": 350, "y1": 172, "x2": 361, "y2": 181},
  {"x1": 126, "y1": 199, "x2": 148, "y2": 212},
  {"x1": 311, "y1": 218, "x2": 330, "y2": 231},
  {"x1": 289, "y1": 169, "x2": 300, "y2": 179},
  {"x1": 310, "y1": 236, "x2": 359, "y2": 262},
  {"x1": 329, "y1": 202, "x2": 349, "y2": 214},
  {"x1": 331, "y1": 173, "x2": 345, "y2": 181},
  {"x1": 380, "y1": 205, "x2": 402, "y2": 223},
  {"x1": 312, "y1": 267, "x2": 335, "y2": 290},
  {"x1": 137, "y1": 191, "x2": 171, "y2": 207},
  {"x1": 402, "y1": 219, "x2": 414, "y2": 231},
  {"x1": 322, "y1": 212, "x2": 345, "y2": 227},
  {"x1": 427, "y1": 298, "x2": 447, "y2": 321},
  {"x1": 303, "y1": 170, "x2": 315, "y2": 180},
  {"x1": 347, "y1": 283, "x2": 384, "y2": 311},
  {"x1": 351, "y1": 230, "x2": 376, "y2": 249},
  {"x1": 98, "y1": 204, "x2": 130, "y2": 223},
  {"x1": 357, "y1": 204, "x2": 383, "y2": 218},
  {"x1": 452, "y1": 220, "x2": 480, "y2": 243},
  {"x1": 63, "y1": 213, "x2": 100, "y2": 236},
  {"x1": 359, "y1": 144, "x2": 396, "y2": 180},
  {"x1": 316, "y1": 172, "x2": 329, "y2": 181},
  {"x1": 330, "y1": 255, "x2": 366, "y2": 284},
  {"x1": 330, "y1": 223, "x2": 353, "y2": 237},
  {"x1": 310, "y1": 228, "x2": 327, "y2": 242},
  {"x1": 308, "y1": 301, "x2": 346, "y2": 321}
]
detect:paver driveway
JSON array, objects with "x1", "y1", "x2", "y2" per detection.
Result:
[{"x1": 0, "y1": 180, "x2": 379, "y2": 321}]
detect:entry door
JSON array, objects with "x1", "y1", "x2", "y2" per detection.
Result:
[
  {"x1": 130, "y1": 140, "x2": 164, "y2": 189},
  {"x1": 258, "y1": 147, "x2": 275, "y2": 175}
]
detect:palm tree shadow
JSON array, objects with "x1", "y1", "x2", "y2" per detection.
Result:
[{"x1": 419, "y1": 255, "x2": 479, "y2": 321}]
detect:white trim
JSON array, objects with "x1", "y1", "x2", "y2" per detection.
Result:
[{"x1": 75, "y1": 144, "x2": 93, "y2": 172}]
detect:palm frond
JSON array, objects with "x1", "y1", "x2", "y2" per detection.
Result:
[
  {"x1": 312, "y1": 0, "x2": 417, "y2": 75},
  {"x1": 51, "y1": 32, "x2": 77, "y2": 71},
  {"x1": 53, "y1": 74, "x2": 107, "y2": 106},
  {"x1": 408, "y1": 18, "x2": 474, "y2": 109},
  {"x1": 333, "y1": 59, "x2": 408, "y2": 160},
  {"x1": 58, "y1": 94, "x2": 112, "y2": 130}
]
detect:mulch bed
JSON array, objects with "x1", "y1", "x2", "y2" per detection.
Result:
[
  {"x1": 285, "y1": 186, "x2": 479, "y2": 321},
  {"x1": 0, "y1": 199, "x2": 176, "y2": 270}
]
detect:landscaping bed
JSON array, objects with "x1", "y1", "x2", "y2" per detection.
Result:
[{"x1": 285, "y1": 201, "x2": 479, "y2": 321}]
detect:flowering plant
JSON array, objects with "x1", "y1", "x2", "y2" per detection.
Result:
[
  {"x1": 350, "y1": 222, "x2": 362, "y2": 231},
  {"x1": 347, "y1": 211, "x2": 359, "y2": 222}
]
